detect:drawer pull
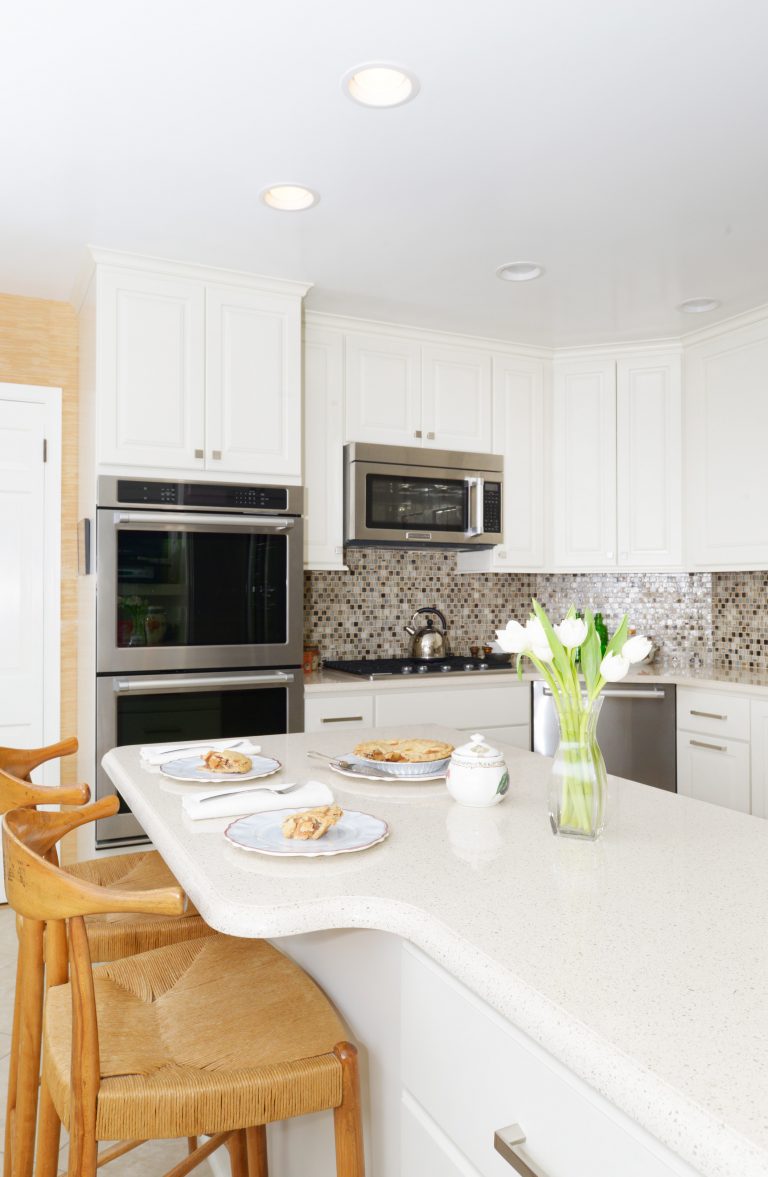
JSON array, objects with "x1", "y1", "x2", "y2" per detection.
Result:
[
  {"x1": 321, "y1": 715, "x2": 364, "y2": 724},
  {"x1": 494, "y1": 1125, "x2": 547, "y2": 1177},
  {"x1": 690, "y1": 739, "x2": 727, "y2": 752},
  {"x1": 690, "y1": 709, "x2": 727, "y2": 721}
]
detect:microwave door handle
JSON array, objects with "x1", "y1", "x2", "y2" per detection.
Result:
[
  {"x1": 466, "y1": 476, "x2": 485, "y2": 536},
  {"x1": 114, "y1": 512, "x2": 294, "y2": 531},
  {"x1": 113, "y1": 672, "x2": 295, "y2": 694}
]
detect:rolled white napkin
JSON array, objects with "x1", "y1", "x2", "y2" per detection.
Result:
[
  {"x1": 140, "y1": 738, "x2": 262, "y2": 768},
  {"x1": 182, "y1": 779, "x2": 334, "y2": 822}
]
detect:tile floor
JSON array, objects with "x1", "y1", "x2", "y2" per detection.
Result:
[{"x1": 0, "y1": 905, "x2": 215, "y2": 1175}]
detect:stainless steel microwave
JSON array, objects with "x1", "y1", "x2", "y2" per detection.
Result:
[{"x1": 344, "y1": 442, "x2": 503, "y2": 548}]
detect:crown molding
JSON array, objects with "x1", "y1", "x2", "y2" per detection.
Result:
[
  {"x1": 679, "y1": 300, "x2": 768, "y2": 347},
  {"x1": 71, "y1": 247, "x2": 312, "y2": 308},
  {"x1": 303, "y1": 309, "x2": 554, "y2": 360}
]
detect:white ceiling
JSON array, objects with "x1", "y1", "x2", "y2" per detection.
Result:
[{"x1": 3, "y1": 0, "x2": 768, "y2": 346}]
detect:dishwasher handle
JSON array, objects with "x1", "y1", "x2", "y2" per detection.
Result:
[{"x1": 541, "y1": 686, "x2": 666, "y2": 701}]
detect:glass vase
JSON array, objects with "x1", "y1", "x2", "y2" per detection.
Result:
[{"x1": 548, "y1": 695, "x2": 607, "y2": 841}]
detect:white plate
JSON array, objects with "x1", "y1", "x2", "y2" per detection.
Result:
[
  {"x1": 224, "y1": 808, "x2": 389, "y2": 857},
  {"x1": 342, "y1": 752, "x2": 450, "y2": 778},
  {"x1": 160, "y1": 753, "x2": 282, "y2": 784},
  {"x1": 329, "y1": 757, "x2": 447, "y2": 783}
]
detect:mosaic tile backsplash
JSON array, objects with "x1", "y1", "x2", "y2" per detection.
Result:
[
  {"x1": 304, "y1": 550, "x2": 726, "y2": 667},
  {"x1": 712, "y1": 572, "x2": 768, "y2": 671}
]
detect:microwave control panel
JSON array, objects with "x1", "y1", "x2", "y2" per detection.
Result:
[{"x1": 482, "y1": 482, "x2": 502, "y2": 534}]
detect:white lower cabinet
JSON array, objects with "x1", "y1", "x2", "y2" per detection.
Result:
[
  {"x1": 401, "y1": 945, "x2": 700, "y2": 1177},
  {"x1": 304, "y1": 693, "x2": 375, "y2": 733},
  {"x1": 749, "y1": 699, "x2": 768, "y2": 819},
  {"x1": 676, "y1": 688, "x2": 751, "y2": 813}
]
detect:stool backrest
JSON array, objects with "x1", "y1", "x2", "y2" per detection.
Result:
[
  {"x1": 0, "y1": 737, "x2": 78, "y2": 781},
  {"x1": 0, "y1": 766, "x2": 90, "y2": 815}
]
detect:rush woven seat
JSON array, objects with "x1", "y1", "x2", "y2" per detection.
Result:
[
  {"x1": 43, "y1": 935, "x2": 348, "y2": 1140},
  {"x1": 3, "y1": 798, "x2": 365, "y2": 1177}
]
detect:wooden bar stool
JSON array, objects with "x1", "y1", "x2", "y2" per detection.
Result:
[
  {"x1": 0, "y1": 740, "x2": 213, "y2": 1177},
  {"x1": 3, "y1": 799, "x2": 366, "y2": 1177}
]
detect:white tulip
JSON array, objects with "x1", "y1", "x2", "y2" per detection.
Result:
[
  {"x1": 622, "y1": 635, "x2": 652, "y2": 664},
  {"x1": 554, "y1": 617, "x2": 588, "y2": 649},
  {"x1": 495, "y1": 620, "x2": 530, "y2": 654},
  {"x1": 525, "y1": 618, "x2": 554, "y2": 662},
  {"x1": 600, "y1": 652, "x2": 630, "y2": 682}
]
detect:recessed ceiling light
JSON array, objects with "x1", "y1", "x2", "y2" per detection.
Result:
[
  {"x1": 496, "y1": 261, "x2": 544, "y2": 282},
  {"x1": 678, "y1": 297, "x2": 720, "y2": 314},
  {"x1": 260, "y1": 184, "x2": 319, "y2": 212},
  {"x1": 343, "y1": 63, "x2": 420, "y2": 108}
]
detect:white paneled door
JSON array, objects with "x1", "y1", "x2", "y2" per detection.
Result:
[{"x1": 0, "y1": 385, "x2": 61, "y2": 900}]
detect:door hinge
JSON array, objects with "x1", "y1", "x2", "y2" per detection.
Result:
[{"x1": 43, "y1": 438, "x2": 48, "y2": 463}]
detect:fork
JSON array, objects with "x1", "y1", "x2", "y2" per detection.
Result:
[{"x1": 305, "y1": 751, "x2": 393, "y2": 778}]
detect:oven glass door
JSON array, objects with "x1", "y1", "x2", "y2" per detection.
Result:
[
  {"x1": 96, "y1": 670, "x2": 303, "y2": 846},
  {"x1": 97, "y1": 510, "x2": 303, "y2": 672}
]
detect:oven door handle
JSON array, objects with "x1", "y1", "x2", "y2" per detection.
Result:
[
  {"x1": 113, "y1": 672, "x2": 295, "y2": 694},
  {"x1": 465, "y1": 476, "x2": 485, "y2": 537},
  {"x1": 114, "y1": 512, "x2": 294, "y2": 530}
]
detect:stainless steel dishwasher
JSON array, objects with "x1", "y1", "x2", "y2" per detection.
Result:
[{"x1": 532, "y1": 680, "x2": 677, "y2": 791}]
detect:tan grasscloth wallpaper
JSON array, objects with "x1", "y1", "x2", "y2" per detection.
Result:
[{"x1": 0, "y1": 293, "x2": 78, "y2": 784}]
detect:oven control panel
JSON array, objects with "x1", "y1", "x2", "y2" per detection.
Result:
[{"x1": 109, "y1": 478, "x2": 296, "y2": 514}]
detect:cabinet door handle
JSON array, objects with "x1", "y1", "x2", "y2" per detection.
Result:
[
  {"x1": 211, "y1": 450, "x2": 222, "y2": 460},
  {"x1": 426, "y1": 430, "x2": 435, "y2": 440},
  {"x1": 321, "y1": 715, "x2": 364, "y2": 724},
  {"x1": 494, "y1": 1125, "x2": 547, "y2": 1177},
  {"x1": 194, "y1": 448, "x2": 204, "y2": 459},
  {"x1": 690, "y1": 709, "x2": 727, "y2": 721},
  {"x1": 690, "y1": 739, "x2": 727, "y2": 752},
  {"x1": 414, "y1": 430, "x2": 422, "y2": 439}
]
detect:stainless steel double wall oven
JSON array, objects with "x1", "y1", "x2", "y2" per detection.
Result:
[{"x1": 95, "y1": 476, "x2": 304, "y2": 847}]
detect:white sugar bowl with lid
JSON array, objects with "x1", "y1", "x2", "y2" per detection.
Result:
[{"x1": 445, "y1": 734, "x2": 509, "y2": 808}]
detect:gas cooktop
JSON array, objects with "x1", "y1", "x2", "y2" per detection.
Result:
[{"x1": 323, "y1": 656, "x2": 511, "y2": 680}]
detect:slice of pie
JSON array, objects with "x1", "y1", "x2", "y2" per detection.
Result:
[{"x1": 201, "y1": 749, "x2": 253, "y2": 774}]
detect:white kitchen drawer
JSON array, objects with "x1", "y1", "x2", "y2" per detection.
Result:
[
  {"x1": 462, "y1": 724, "x2": 530, "y2": 750},
  {"x1": 676, "y1": 730, "x2": 751, "y2": 813},
  {"x1": 402, "y1": 1090, "x2": 482, "y2": 1177},
  {"x1": 677, "y1": 688, "x2": 750, "y2": 741},
  {"x1": 402, "y1": 945, "x2": 698, "y2": 1177},
  {"x1": 376, "y1": 684, "x2": 529, "y2": 730},
  {"x1": 304, "y1": 694, "x2": 375, "y2": 733}
]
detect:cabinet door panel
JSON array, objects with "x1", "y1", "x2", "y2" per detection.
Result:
[
  {"x1": 421, "y1": 345, "x2": 492, "y2": 452},
  {"x1": 617, "y1": 355, "x2": 682, "y2": 567},
  {"x1": 686, "y1": 324, "x2": 768, "y2": 567},
  {"x1": 345, "y1": 333, "x2": 421, "y2": 446},
  {"x1": 304, "y1": 695, "x2": 375, "y2": 733},
  {"x1": 205, "y1": 285, "x2": 301, "y2": 478},
  {"x1": 99, "y1": 269, "x2": 205, "y2": 469},
  {"x1": 749, "y1": 701, "x2": 768, "y2": 819},
  {"x1": 375, "y1": 685, "x2": 530, "y2": 729},
  {"x1": 402, "y1": 1092, "x2": 482, "y2": 1177},
  {"x1": 676, "y1": 732, "x2": 750, "y2": 812},
  {"x1": 491, "y1": 354, "x2": 545, "y2": 568},
  {"x1": 304, "y1": 327, "x2": 345, "y2": 568},
  {"x1": 552, "y1": 361, "x2": 616, "y2": 568}
]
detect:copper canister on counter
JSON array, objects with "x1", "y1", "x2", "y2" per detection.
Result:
[{"x1": 303, "y1": 645, "x2": 320, "y2": 674}]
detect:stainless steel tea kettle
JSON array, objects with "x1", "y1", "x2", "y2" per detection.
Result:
[{"x1": 404, "y1": 607, "x2": 450, "y2": 659}]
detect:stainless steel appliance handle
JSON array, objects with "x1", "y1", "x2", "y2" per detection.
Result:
[
  {"x1": 542, "y1": 687, "x2": 666, "y2": 700},
  {"x1": 690, "y1": 709, "x2": 727, "y2": 721},
  {"x1": 114, "y1": 672, "x2": 294, "y2": 694},
  {"x1": 466, "y1": 476, "x2": 485, "y2": 536},
  {"x1": 690, "y1": 738, "x2": 727, "y2": 752},
  {"x1": 114, "y1": 511, "x2": 294, "y2": 530},
  {"x1": 494, "y1": 1125, "x2": 546, "y2": 1176}
]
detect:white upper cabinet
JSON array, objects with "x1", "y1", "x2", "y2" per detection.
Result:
[
  {"x1": 552, "y1": 359, "x2": 617, "y2": 568},
  {"x1": 616, "y1": 353, "x2": 682, "y2": 567},
  {"x1": 98, "y1": 268, "x2": 206, "y2": 470},
  {"x1": 420, "y1": 345, "x2": 491, "y2": 452},
  {"x1": 86, "y1": 251, "x2": 309, "y2": 482},
  {"x1": 344, "y1": 329, "x2": 492, "y2": 453},
  {"x1": 303, "y1": 326, "x2": 346, "y2": 569},
  {"x1": 205, "y1": 285, "x2": 301, "y2": 478},
  {"x1": 345, "y1": 332, "x2": 421, "y2": 446},
  {"x1": 685, "y1": 319, "x2": 768, "y2": 569}
]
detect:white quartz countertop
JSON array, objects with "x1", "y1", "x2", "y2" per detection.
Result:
[
  {"x1": 103, "y1": 729, "x2": 768, "y2": 1177},
  {"x1": 304, "y1": 662, "x2": 768, "y2": 695}
]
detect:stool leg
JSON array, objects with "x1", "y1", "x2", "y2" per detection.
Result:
[
  {"x1": 4, "y1": 931, "x2": 24, "y2": 1177},
  {"x1": 245, "y1": 1126, "x2": 268, "y2": 1176},
  {"x1": 226, "y1": 1130, "x2": 248, "y2": 1177},
  {"x1": 35, "y1": 921, "x2": 68, "y2": 1177},
  {"x1": 332, "y1": 1043, "x2": 365, "y2": 1177},
  {"x1": 13, "y1": 918, "x2": 45, "y2": 1177}
]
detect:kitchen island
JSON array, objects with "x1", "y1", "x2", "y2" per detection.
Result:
[{"x1": 103, "y1": 727, "x2": 768, "y2": 1177}]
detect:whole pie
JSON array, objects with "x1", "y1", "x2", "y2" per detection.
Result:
[
  {"x1": 353, "y1": 738, "x2": 454, "y2": 763},
  {"x1": 201, "y1": 749, "x2": 253, "y2": 774}
]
